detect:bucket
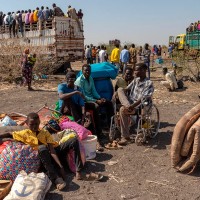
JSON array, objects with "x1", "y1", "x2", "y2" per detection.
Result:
[{"x1": 81, "y1": 135, "x2": 97, "y2": 160}]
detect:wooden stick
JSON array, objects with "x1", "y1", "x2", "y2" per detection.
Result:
[
  {"x1": 146, "y1": 180, "x2": 175, "y2": 190},
  {"x1": 44, "y1": 106, "x2": 62, "y2": 115},
  {"x1": 8, "y1": 112, "x2": 27, "y2": 118}
]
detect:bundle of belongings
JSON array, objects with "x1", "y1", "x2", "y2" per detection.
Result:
[
  {"x1": 0, "y1": 109, "x2": 93, "y2": 199},
  {"x1": 171, "y1": 103, "x2": 200, "y2": 173},
  {"x1": 4, "y1": 171, "x2": 51, "y2": 200}
]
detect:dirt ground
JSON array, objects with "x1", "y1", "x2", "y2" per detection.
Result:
[{"x1": 1, "y1": 61, "x2": 200, "y2": 200}]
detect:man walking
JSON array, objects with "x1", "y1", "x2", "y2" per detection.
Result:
[
  {"x1": 142, "y1": 43, "x2": 151, "y2": 79},
  {"x1": 129, "y1": 44, "x2": 137, "y2": 70},
  {"x1": 85, "y1": 45, "x2": 92, "y2": 64},
  {"x1": 110, "y1": 44, "x2": 120, "y2": 69},
  {"x1": 120, "y1": 45, "x2": 129, "y2": 74},
  {"x1": 99, "y1": 45, "x2": 106, "y2": 63}
]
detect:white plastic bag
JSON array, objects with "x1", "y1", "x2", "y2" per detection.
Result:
[
  {"x1": 1, "y1": 116, "x2": 17, "y2": 126},
  {"x1": 4, "y1": 171, "x2": 52, "y2": 200}
]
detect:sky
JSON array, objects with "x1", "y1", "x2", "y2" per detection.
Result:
[{"x1": 1, "y1": 0, "x2": 200, "y2": 46}]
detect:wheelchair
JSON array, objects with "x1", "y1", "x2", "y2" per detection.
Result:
[{"x1": 109, "y1": 97, "x2": 160, "y2": 146}]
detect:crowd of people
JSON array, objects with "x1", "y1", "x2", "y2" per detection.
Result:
[
  {"x1": 57, "y1": 61, "x2": 154, "y2": 159},
  {"x1": 152, "y1": 44, "x2": 162, "y2": 56},
  {"x1": 0, "y1": 39, "x2": 181, "y2": 193},
  {"x1": 84, "y1": 43, "x2": 152, "y2": 79},
  {"x1": 0, "y1": 3, "x2": 83, "y2": 37},
  {"x1": 2, "y1": 42, "x2": 156, "y2": 191},
  {"x1": 187, "y1": 21, "x2": 200, "y2": 32}
]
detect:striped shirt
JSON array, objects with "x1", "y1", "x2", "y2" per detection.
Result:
[{"x1": 127, "y1": 77, "x2": 154, "y2": 104}]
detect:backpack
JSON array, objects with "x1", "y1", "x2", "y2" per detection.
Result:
[{"x1": 177, "y1": 79, "x2": 184, "y2": 89}]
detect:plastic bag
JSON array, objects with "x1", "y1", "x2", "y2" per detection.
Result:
[
  {"x1": 1, "y1": 116, "x2": 17, "y2": 126},
  {"x1": 59, "y1": 121, "x2": 92, "y2": 140},
  {"x1": 4, "y1": 171, "x2": 51, "y2": 200}
]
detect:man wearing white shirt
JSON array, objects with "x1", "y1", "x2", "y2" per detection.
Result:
[{"x1": 99, "y1": 45, "x2": 106, "y2": 63}]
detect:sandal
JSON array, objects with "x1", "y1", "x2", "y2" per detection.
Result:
[
  {"x1": 84, "y1": 173, "x2": 104, "y2": 181},
  {"x1": 118, "y1": 137, "x2": 134, "y2": 146},
  {"x1": 105, "y1": 141, "x2": 123, "y2": 150},
  {"x1": 55, "y1": 177, "x2": 66, "y2": 191},
  {"x1": 83, "y1": 112, "x2": 92, "y2": 128}
]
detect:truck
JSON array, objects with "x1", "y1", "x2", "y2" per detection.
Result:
[
  {"x1": 169, "y1": 27, "x2": 200, "y2": 82},
  {"x1": 0, "y1": 16, "x2": 84, "y2": 74},
  {"x1": 169, "y1": 29, "x2": 200, "y2": 50}
]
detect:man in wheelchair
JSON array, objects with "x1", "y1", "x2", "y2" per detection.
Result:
[{"x1": 117, "y1": 63, "x2": 154, "y2": 145}]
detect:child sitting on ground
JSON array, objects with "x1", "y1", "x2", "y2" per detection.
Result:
[{"x1": 0, "y1": 113, "x2": 102, "y2": 190}]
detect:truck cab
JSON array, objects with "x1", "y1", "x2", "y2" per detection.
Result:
[{"x1": 169, "y1": 34, "x2": 186, "y2": 50}]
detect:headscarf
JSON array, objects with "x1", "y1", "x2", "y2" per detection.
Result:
[{"x1": 24, "y1": 48, "x2": 29, "y2": 54}]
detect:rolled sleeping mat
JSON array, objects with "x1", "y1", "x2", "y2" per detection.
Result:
[
  {"x1": 171, "y1": 103, "x2": 200, "y2": 167},
  {"x1": 178, "y1": 117, "x2": 200, "y2": 172}
]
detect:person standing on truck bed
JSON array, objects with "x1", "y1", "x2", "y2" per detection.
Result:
[
  {"x1": 22, "y1": 10, "x2": 26, "y2": 26},
  {"x1": 16, "y1": 11, "x2": 24, "y2": 37},
  {"x1": 29, "y1": 10, "x2": 34, "y2": 31},
  {"x1": 43, "y1": 7, "x2": 50, "y2": 21},
  {"x1": 0, "y1": 12, "x2": 3, "y2": 27},
  {"x1": 33, "y1": 7, "x2": 39, "y2": 23},
  {"x1": 52, "y1": 3, "x2": 64, "y2": 17},
  {"x1": 4, "y1": 12, "x2": 14, "y2": 38},
  {"x1": 11, "y1": 12, "x2": 17, "y2": 37},
  {"x1": 67, "y1": 5, "x2": 81, "y2": 31},
  {"x1": 38, "y1": 6, "x2": 45, "y2": 36},
  {"x1": 25, "y1": 10, "x2": 31, "y2": 26},
  {"x1": 77, "y1": 9, "x2": 83, "y2": 19}
]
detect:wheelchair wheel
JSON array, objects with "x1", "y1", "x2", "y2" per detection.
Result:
[
  {"x1": 146, "y1": 104, "x2": 160, "y2": 138},
  {"x1": 109, "y1": 114, "x2": 120, "y2": 141}
]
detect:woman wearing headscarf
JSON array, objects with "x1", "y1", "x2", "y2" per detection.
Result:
[{"x1": 21, "y1": 48, "x2": 34, "y2": 91}]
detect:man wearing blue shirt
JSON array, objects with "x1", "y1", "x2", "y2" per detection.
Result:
[
  {"x1": 75, "y1": 64, "x2": 114, "y2": 144},
  {"x1": 58, "y1": 72, "x2": 85, "y2": 123},
  {"x1": 120, "y1": 45, "x2": 130, "y2": 74},
  {"x1": 38, "y1": 6, "x2": 45, "y2": 36},
  {"x1": 43, "y1": 7, "x2": 50, "y2": 20}
]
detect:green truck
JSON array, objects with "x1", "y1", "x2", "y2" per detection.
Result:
[{"x1": 169, "y1": 30, "x2": 200, "y2": 50}]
